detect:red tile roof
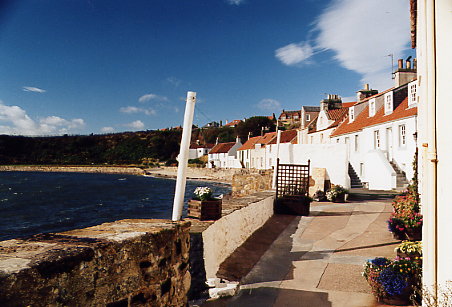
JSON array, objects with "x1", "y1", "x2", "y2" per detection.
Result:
[
  {"x1": 189, "y1": 143, "x2": 214, "y2": 149},
  {"x1": 342, "y1": 102, "x2": 356, "y2": 108},
  {"x1": 331, "y1": 97, "x2": 417, "y2": 137},
  {"x1": 268, "y1": 129, "x2": 298, "y2": 144},
  {"x1": 238, "y1": 136, "x2": 262, "y2": 151},
  {"x1": 209, "y1": 142, "x2": 236, "y2": 154},
  {"x1": 258, "y1": 132, "x2": 277, "y2": 145},
  {"x1": 224, "y1": 119, "x2": 242, "y2": 127}
]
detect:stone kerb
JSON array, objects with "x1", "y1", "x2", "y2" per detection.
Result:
[{"x1": 0, "y1": 219, "x2": 190, "y2": 307}]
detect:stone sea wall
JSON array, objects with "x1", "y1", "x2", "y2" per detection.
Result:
[
  {"x1": 0, "y1": 219, "x2": 190, "y2": 307},
  {"x1": 232, "y1": 170, "x2": 273, "y2": 197}
]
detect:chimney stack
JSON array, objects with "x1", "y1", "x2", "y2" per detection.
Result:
[{"x1": 394, "y1": 58, "x2": 417, "y2": 87}]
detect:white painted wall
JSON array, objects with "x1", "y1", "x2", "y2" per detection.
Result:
[
  {"x1": 332, "y1": 114, "x2": 417, "y2": 190},
  {"x1": 417, "y1": 0, "x2": 452, "y2": 288},
  {"x1": 274, "y1": 143, "x2": 349, "y2": 189},
  {"x1": 202, "y1": 195, "x2": 274, "y2": 279}
]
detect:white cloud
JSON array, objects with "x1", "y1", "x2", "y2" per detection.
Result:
[
  {"x1": 125, "y1": 120, "x2": 145, "y2": 130},
  {"x1": 256, "y1": 98, "x2": 282, "y2": 111},
  {"x1": 226, "y1": 0, "x2": 245, "y2": 5},
  {"x1": 0, "y1": 101, "x2": 85, "y2": 135},
  {"x1": 119, "y1": 106, "x2": 156, "y2": 116},
  {"x1": 166, "y1": 77, "x2": 181, "y2": 87},
  {"x1": 315, "y1": 0, "x2": 410, "y2": 89},
  {"x1": 101, "y1": 126, "x2": 115, "y2": 133},
  {"x1": 138, "y1": 93, "x2": 168, "y2": 103},
  {"x1": 275, "y1": 42, "x2": 314, "y2": 66},
  {"x1": 275, "y1": 0, "x2": 410, "y2": 90},
  {"x1": 22, "y1": 86, "x2": 46, "y2": 93}
]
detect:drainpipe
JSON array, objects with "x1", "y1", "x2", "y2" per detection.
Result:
[
  {"x1": 272, "y1": 130, "x2": 282, "y2": 189},
  {"x1": 423, "y1": 0, "x2": 438, "y2": 300}
]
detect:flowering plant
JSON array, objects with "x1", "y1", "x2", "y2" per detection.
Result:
[
  {"x1": 193, "y1": 187, "x2": 214, "y2": 201},
  {"x1": 363, "y1": 257, "x2": 421, "y2": 302},
  {"x1": 395, "y1": 241, "x2": 422, "y2": 255},
  {"x1": 326, "y1": 185, "x2": 348, "y2": 202}
]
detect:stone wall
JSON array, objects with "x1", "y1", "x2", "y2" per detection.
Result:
[
  {"x1": 232, "y1": 170, "x2": 273, "y2": 197},
  {"x1": 0, "y1": 165, "x2": 145, "y2": 175},
  {"x1": 0, "y1": 219, "x2": 190, "y2": 307}
]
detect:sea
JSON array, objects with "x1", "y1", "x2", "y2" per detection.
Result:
[{"x1": 0, "y1": 171, "x2": 231, "y2": 241}]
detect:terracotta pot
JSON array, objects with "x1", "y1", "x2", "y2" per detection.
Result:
[
  {"x1": 405, "y1": 227, "x2": 422, "y2": 241},
  {"x1": 381, "y1": 294, "x2": 411, "y2": 306}
]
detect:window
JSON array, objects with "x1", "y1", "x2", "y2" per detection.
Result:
[
  {"x1": 369, "y1": 99, "x2": 376, "y2": 117},
  {"x1": 310, "y1": 136, "x2": 313, "y2": 144},
  {"x1": 409, "y1": 83, "x2": 417, "y2": 106},
  {"x1": 384, "y1": 92, "x2": 393, "y2": 115},
  {"x1": 360, "y1": 163, "x2": 364, "y2": 177},
  {"x1": 374, "y1": 130, "x2": 380, "y2": 148},
  {"x1": 294, "y1": 115, "x2": 299, "y2": 119},
  {"x1": 349, "y1": 107, "x2": 355, "y2": 122},
  {"x1": 320, "y1": 133, "x2": 324, "y2": 143},
  {"x1": 336, "y1": 138, "x2": 340, "y2": 143},
  {"x1": 306, "y1": 114, "x2": 311, "y2": 121},
  {"x1": 399, "y1": 125, "x2": 406, "y2": 146},
  {"x1": 345, "y1": 137, "x2": 349, "y2": 144},
  {"x1": 355, "y1": 135, "x2": 359, "y2": 151}
]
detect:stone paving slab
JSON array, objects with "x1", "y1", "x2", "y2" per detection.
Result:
[{"x1": 202, "y1": 199, "x2": 405, "y2": 307}]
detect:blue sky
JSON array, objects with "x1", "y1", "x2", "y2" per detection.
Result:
[{"x1": 0, "y1": 0, "x2": 415, "y2": 135}]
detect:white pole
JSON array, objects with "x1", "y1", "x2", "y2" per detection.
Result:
[
  {"x1": 172, "y1": 91, "x2": 196, "y2": 221},
  {"x1": 272, "y1": 130, "x2": 282, "y2": 189}
]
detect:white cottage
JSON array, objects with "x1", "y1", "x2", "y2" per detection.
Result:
[{"x1": 207, "y1": 137, "x2": 242, "y2": 168}]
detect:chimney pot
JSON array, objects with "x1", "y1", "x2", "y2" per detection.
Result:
[
  {"x1": 398, "y1": 59, "x2": 404, "y2": 69},
  {"x1": 364, "y1": 84, "x2": 369, "y2": 91},
  {"x1": 406, "y1": 60, "x2": 411, "y2": 69}
]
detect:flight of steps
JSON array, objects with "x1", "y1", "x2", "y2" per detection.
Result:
[
  {"x1": 389, "y1": 161, "x2": 409, "y2": 189},
  {"x1": 348, "y1": 163, "x2": 363, "y2": 188}
]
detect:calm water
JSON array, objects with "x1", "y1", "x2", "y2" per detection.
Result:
[{"x1": 0, "y1": 172, "x2": 230, "y2": 241}]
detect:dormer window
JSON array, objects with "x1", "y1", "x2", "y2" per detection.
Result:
[
  {"x1": 408, "y1": 81, "x2": 417, "y2": 107},
  {"x1": 384, "y1": 92, "x2": 393, "y2": 115},
  {"x1": 369, "y1": 99, "x2": 376, "y2": 117},
  {"x1": 349, "y1": 107, "x2": 355, "y2": 123}
]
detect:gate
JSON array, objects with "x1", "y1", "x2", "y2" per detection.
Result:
[{"x1": 275, "y1": 158, "x2": 311, "y2": 215}]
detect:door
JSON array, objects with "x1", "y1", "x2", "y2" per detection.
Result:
[{"x1": 386, "y1": 127, "x2": 393, "y2": 161}]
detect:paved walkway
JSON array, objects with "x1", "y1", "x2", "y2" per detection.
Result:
[{"x1": 203, "y1": 199, "x2": 401, "y2": 307}]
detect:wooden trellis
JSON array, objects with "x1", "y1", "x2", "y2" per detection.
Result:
[{"x1": 275, "y1": 158, "x2": 310, "y2": 199}]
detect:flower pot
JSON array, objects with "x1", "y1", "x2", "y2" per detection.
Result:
[
  {"x1": 393, "y1": 232, "x2": 406, "y2": 241},
  {"x1": 332, "y1": 194, "x2": 345, "y2": 203},
  {"x1": 274, "y1": 195, "x2": 310, "y2": 216},
  {"x1": 381, "y1": 293, "x2": 411, "y2": 306},
  {"x1": 188, "y1": 199, "x2": 222, "y2": 221},
  {"x1": 405, "y1": 227, "x2": 422, "y2": 241}
]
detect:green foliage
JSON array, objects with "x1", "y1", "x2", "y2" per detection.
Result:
[
  {"x1": 0, "y1": 130, "x2": 182, "y2": 165},
  {"x1": 235, "y1": 116, "x2": 276, "y2": 140}
]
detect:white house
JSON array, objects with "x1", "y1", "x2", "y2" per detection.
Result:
[
  {"x1": 207, "y1": 137, "x2": 242, "y2": 168},
  {"x1": 188, "y1": 143, "x2": 214, "y2": 159},
  {"x1": 331, "y1": 60, "x2": 417, "y2": 190}
]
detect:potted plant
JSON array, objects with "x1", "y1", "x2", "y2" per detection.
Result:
[
  {"x1": 387, "y1": 215, "x2": 407, "y2": 240},
  {"x1": 326, "y1": 185, "x2": 348, "y2": 203},
  {"x1": 188, "y1": 187, "x2": 222, "y2": 221},
  {"x1": 313, "y1": 190, "x2": 326, "y2": 202},
  {"x1": 363, "y1": 257, "x2": 421, "y2": 305},
  {"x1": 395, "y1": 241, "x2": 422, "y2": 264}
]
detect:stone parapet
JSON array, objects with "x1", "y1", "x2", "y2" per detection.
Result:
[{"x1": 0, "y1": 219, "x2": 190, "y2": 307}]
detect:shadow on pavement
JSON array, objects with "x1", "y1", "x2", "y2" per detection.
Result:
[{"x1": 202, "y1": 287, "x2": 332, "y2": 307}]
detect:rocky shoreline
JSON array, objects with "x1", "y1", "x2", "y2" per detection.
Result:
[{"x1": 0, "y1": 165, "x2": 146, "y2": 175}]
